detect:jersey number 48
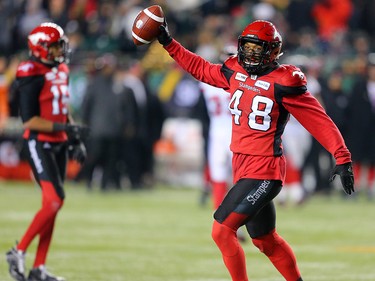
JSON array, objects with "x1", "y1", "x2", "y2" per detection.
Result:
[{"x1": 228, "y1": 89, "x2": 273, "y2": 131}]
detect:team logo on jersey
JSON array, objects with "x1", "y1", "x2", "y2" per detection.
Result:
[
  {"x1": 239, "y1": 82, "x2": 260, "y2": 93},
  {"x1": 250, "y1": 75, "x2": 257, "y2": 80},
  {"x1": 235, "y1": 72, "x2": 248, "y2": 82},
  {"x1": 254, "y1": 80, "x2": 270, "y2": 90},
  {"x1": 18, "y1": 63, "x2": 34, "y2": 72},
  {"x1": 292, "y1": 70, "x2": 304, "y2": 80}
]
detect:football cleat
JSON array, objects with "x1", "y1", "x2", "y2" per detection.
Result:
[
  {"x1": 28, "y1": 266, "x2": 65, "y2": 281},
  {"x1": 6, "y1": 247, "x2": 26, "y2": 281}
]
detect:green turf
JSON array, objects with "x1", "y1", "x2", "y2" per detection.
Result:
[{"x1": 0, "y1": 181, "x2": 374, "y2": 281}]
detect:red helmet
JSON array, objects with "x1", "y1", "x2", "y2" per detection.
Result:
[
  {"x1": 238, "y1": 20, "x2": 282, "y2": 73},
  {"x1": 27, "y1": 22, "x2": 69, "y2": 64}
]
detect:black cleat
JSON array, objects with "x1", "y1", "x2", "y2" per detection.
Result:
[
  {"x1": 6, "y1": 247, "x2": 26, "y2": 281},
  {"x1": 28, "y1": 266, "x2": 65, "y2": 281}
]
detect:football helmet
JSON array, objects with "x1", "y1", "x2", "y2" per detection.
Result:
[
  {"x1": 28, "y1": 22, "x2": 69, "y2": 64},
  {"x1": 238, "y1": 20, "x2": 282, "y2": 73}
]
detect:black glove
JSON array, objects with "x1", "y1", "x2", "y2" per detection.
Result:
[
  {"x1": 329, "y1": 162, "x2": 355, "y2": 195},
  {"x1": 69, "y1": 142, "x2": 87, "y2": 165},
  {"x1": 65, "y1": 124, "x2": 90, "y2": 142},
  {"x1": 157, "y1": 20, "x2": 172, "y2": 46}
]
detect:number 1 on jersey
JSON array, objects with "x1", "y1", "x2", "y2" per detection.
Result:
[{"x1": 51, "y1": 84, "x2": 69, "y2": 115}]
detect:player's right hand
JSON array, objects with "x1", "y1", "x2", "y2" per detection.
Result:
[
  {"x1": 157, "y1": 19, "x2": 172, "y2": 46},
  {"x1": 329, "y1": 162, "x2": 355, "y2": 195}
]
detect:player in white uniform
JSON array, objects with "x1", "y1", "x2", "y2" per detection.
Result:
[
  {"x1": 200, "y1": 81, "x2": 232, "y2": 209},
  {"x1": 278, "y1": 55, "x2": 322, "y2": 205}
]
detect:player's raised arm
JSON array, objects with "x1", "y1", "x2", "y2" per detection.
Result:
[{"x1": 157, "y1": 20, "x2": 229, "y2": 90}]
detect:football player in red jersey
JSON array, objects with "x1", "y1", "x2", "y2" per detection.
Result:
[
  {"x1": 5, "y1": 23, "x2": 88, "y2": 281},
  {"x1": 156, "y1": 20, "x2": 354, "y2": 281}
]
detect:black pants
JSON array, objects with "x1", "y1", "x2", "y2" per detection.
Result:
[
  {"x1": 24, "y1": 139, "x2": 67, "y2": 200},
  {"x1": 214, "y1": 178, "x2": 282, "y2": 238}
]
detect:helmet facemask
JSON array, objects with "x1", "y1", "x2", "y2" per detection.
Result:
[
  {"x1": 238, "y1": 36, "x2": 280, "y2": 74},
  {"x1": 47, "y1": 36, "x2": 70, "y2": 64}
]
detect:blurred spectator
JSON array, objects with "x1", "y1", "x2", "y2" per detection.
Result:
[
  {"x1": 0, "y1": 1, "x2": 19, "y2": 56},
  {"x1": 121, "y1": 59, "x2": 165, "y2": 189},
  {"x1": 16, "y1": 0, "x2": 49, "y2": 50},
  {"x1": 79, "y1": 53, "x2": 136, "y2": 191},
  {"x1": 354, "y1": 0, "x2": 375, "y2": 49},
  {"x1": 321, "y1": 69, "x2": 349, "y2": 135},
  {"x1": 0, "y1": 57, "x2": 9, "y2": 132},
  {"x1": 311, "y1": 0, "x2": 353, "y2": 44},
  {"x1": 345, "y1": 56, "x2": 375, "y2": 198},
  {"x1": 46, "y1": 0, "x2": 69, "y2": 29},
  {"x1": 110, "y1": 0, "x2": 142, "y2": 54}
]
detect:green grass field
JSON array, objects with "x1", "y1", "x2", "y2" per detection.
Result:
[{"x1": 1, "y1": 181, "x2": 374, "y2": 281}]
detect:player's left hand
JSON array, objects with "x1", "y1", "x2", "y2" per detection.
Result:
[
  {"x1": 157, "y1": 19, "x2": 172, "y2": 46},
  {"x1": 66, "y1": 124, "x2": 90, "y2": 142},
  {"x1": 69, "y1": 142, "x2": 87, "y2": 164},
  {"x1": 329, "y1": 162, "x2": 355, "y2": 195}
]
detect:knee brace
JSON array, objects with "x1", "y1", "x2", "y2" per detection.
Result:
[
  {"x1": 212, "y1": 220, "x2": 239, "y2": 256},
  {"x1": 252, "y1": 229, "x2": 281, "y2": 256}
]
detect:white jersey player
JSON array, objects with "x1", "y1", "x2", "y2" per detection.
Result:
[{"x1": 200, "y1": 81, "x2": 232, "y2": 209}]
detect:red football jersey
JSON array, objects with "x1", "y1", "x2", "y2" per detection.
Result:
[
  {"x1": 17, "y1": 60, "x2": 70, "y2": 142},
  {"x1": 164, "y1": 40, "x2": 351, "y2": 183}
]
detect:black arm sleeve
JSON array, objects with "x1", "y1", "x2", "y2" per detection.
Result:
[{"x1": 18, "y1": 76, "x2": 44, "y2": 123}]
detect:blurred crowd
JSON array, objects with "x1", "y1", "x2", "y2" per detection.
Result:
[{"x1": 0, "y1": 0, "x2": 374, "y2": 196}]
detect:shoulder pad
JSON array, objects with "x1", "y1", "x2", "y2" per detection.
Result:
[
  {"x1": 223, "y1": 55, "x2": 238, "y2": 68},
  {"x1": 222, "y1": 55, "x2": 248, "y2": 78},
  {"x1": 223, "y1": 55, "x2": 246, "y2": 73},
  {"x1": 277, "y1": 64, "x2": 307, "y2": 87},
  {"x1": 16, "y1": 60, "x2": 48, "y2": 77}
]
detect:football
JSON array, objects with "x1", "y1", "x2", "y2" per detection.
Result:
[{"x1": 131, "y1": 5, "x2": 164, "y2": 46}]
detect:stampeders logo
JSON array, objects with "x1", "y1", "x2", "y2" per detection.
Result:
[
  {"x1": 239, "y1": 82, "x2": 260, "y2": 93},
  {"x1": 246, "y1": 180, "x2": 271, "y2": 205}
]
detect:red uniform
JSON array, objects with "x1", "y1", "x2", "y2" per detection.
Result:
[
  {"x1": 164, "y1": 39, "x2": 351, "y2": 184},
  {"x1": 17, "y1": 60, "x2": 70, "y2": 142},
  {"x1": 6, "y1": 22, "x2": 86, "y2": 281},
  {"x1": 162, "y1": 37, "x2": 352, "y2": 281}
]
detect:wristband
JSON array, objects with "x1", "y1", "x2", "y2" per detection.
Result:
[{"x1": 52, "y1": 122, "x2": 66, "y2": 132}]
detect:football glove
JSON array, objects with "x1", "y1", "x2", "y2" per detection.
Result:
[
  {"x1": 68, "y1": 142, "x2": 87, "y2": 165},
  {"x1": 65, "y1": 124, "x2": 90, "y2": 142},
  {"x1": 53, "y1": 123, "x2": 90, "y2": 142},
  {"x1": 157, "y1": 19, "x2": 172, "y2": 46},
  {"x1": 329, "y1": 162, "x2": 355, "y2": 195}
]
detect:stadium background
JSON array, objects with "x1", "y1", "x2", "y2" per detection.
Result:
[{"x1": 0, "y1": 0, "x2": 374, "y2": 189}]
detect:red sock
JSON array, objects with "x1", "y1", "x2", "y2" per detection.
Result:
[
  {"x1": 252, "y1": 229, "x2": 301, "y2": 281},
  {"x1": 212, "y1": 181, "x2": 228, "y2": 209},
  {"x1": 33, "y1": 216, "x2": 56, "y2": 267},
  {"x1": 212, "y1": 220, "x2": 248, "y2": 281},
  {"x1": 17, "y1": 181, "x2": 63, "y2": 261}
]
